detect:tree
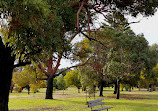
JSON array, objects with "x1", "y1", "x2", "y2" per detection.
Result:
[
  {"x1": 152, "y1": 64, "x2": 158, "y2": 90},
  {"x1": 79, "y1": 66, "x2": 99, "y2": 98},
  {"x1": 104, "y1": 61, "x2": 127, "y2": 99},
  {"x1": 139, "y1": 45, "x2": 158, "y2": 91},
  {"x1": 72, "y1": 33, "x2": 109, "y2": 96},
  {"x1": 64, "y1": 69, "x2": 82, "y2": 93},
  {"x1": 12, "y1": 65, "x2": 45, "y2": 94},
  {"x1": 98, "y1": 27, "x2": 151, "y2": 98},
  {"x1": 56, "y1": 75, "x2": 67, "y2": 94}
]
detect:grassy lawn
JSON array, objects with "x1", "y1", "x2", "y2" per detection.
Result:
[{"x1": 9, "y1": 87, "x2": 158, "y2": 111}]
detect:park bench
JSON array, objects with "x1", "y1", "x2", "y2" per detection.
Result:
[{"x1": 87, "y1": 99, "x2": 113, "y2": 111}]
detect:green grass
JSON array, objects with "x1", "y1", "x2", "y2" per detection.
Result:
[{"x1": 9, "y1": 87, "x2": 158, "y2": 111}]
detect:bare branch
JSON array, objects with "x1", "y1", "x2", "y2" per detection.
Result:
[
  {"x1": 128, "y1": 20, "x2": 141, "y2": 25},
  {"x1": 76, "y1": 1, "x2": 84, "y2": 30},
  {"x1": 70, "y1": 31, "x2": 79, "y2": 41},
  {"x1": 81, "y1": 32, "x2": 107, "y2": 48}
]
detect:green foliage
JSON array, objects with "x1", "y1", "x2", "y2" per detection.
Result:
[
  {"x1": 73, "y1": 39, "x2": 93, "y2": 60},
  {"x1": 64, "y1": 69, "x2": 81, "y2": 89},
  {"x1": 139, "y1": 44, "x2": 158, "y2": 88},
  {"x1": 151, "y1": 64, "x2": 158, "y2": 83},
  {"x1": 101, "y1": 28, "x2": 151, "y2": 88},
  {"x1": 0, "y1": 0, "x2": 158, "y2": 62},
  {"x1": 13, "y1": 84, "x2": 21, "y2": 92},
  {"x1": 104, "y1": 61, "x2": 128, "y2": 78},
  {"x1": 79, "y1": 66, "x2": 99, "y2": 89},
  {"x1": 12, "y1": 65, "x2": 46, "y2": 92},
  {"x1": 56, "y1": 75, "x2": 67, "y2": 90},
  {"x1": 53, "y1": 78, "x2": 58, "y2": 89},
  {"x1": 0, "y1": 0, "x2": 77, "y2": 63}
]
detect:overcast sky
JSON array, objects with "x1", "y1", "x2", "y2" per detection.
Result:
[{"x1": 129, "y1": 11, "x2": 158, "y2": 45}]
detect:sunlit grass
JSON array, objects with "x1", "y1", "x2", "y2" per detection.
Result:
[{"x1": 9, "y1": 87, "x2": 158, "y2": 111}]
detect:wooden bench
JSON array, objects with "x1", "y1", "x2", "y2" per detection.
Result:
[{"x1": 87, "y1": 99, "x2": 113, "y2": 111}]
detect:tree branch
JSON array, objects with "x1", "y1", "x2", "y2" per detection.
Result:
[
  {"x1": 38, "y1": 63, "x2": 49, "y2": 76},
  {"x1": 76, "y1": 1, "x2": 84, "y2": 30},
  {"x1": 51, "y1": 53, "x2": 63, "y2": 76},
  {"x1": 55, "y1": 57, "x2": 91, "y2": 77},
  {"x1": 37, "y1": 78, "x2": 48, "y2": 80},
  {"x1": 13, "y1": 50, "x2": 31, "y2": 68},
  {"x1": 81, "y1": 32, "x2": 107, "y2": 48},
  {"x1": 70, "y1": 31, "x2": 79, "y2": 41},
  {"x1": 13, "y1": 61, "x2": 31, "y2": 68}
]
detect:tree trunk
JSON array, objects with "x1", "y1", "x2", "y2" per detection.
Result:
[
  {"x1": 27, "y1": 85, "x2": 30, "y2": 95},
  {"x1": 149, "y1": 84, "x2": 152, "y2": 92},
  {"x1": 116, "y1": 77, "x2": 120, "y2": 99},
  {"x1": 78, "y1": 88, "x2": 80, "y2": 93},
  {"x1": 0, "y1": 68, "x2": 13, "y2": 111},
  {"x1": 82, "y1": 86, "x2": 86, "y2": 91},
  {"x1": 93, "y1": 85, "x2": 96, "y2": 99},
  {"x1": 10, "y1": 82, "x2": 14, "y2": 93},
  {"x1": 153, "y1": 85, "x2": 156, "y2": 91},
  {"x1": 0, "y1": 38, "x2": 15, "y2": 111},
  {"x1": 114, "y1": 81, "x2": 117, "y2": 94},
  {"x1": 129, "y1": 86, "x2": 131, "y2": 92},
  {"x1": 99, "y1": 80, "x2": 104, "y2": 97},
  {"x1": 45, "y1": 75, "x2": 54, "y2": 99},
  {"x1": 151, "y1": 84, "x2": 154, "y2": 92},
  {"x1": 63, "y1": 89, "x2": 64, "y2": 95}
]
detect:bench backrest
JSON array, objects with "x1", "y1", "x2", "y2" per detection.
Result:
[{"x1": 87, "y1": 99, "x2": 104, "y2": 108}]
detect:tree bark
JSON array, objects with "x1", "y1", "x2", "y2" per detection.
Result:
[
  {"x1": 27, "y1": 85, "x2": 30, "y2": 95},
  {"x1": 114, "y1": 81, "x2": 117, "y2": 94},
  {"x1": 153, "y1": 85, "x2": 156, "y2": 91},
  {"x1": 116, "y1": 77, "x2": 120, "y2": 99},
  {"x1": 129, "y1": 86, "x2": 131, "y2": 92},
  {"x1": 99, "y1": 80, "x2": 104, "y2": 97},
  {"x1": 93, "y1": 85, "x2": 96, "y2": 99},
  {"x1": 10, "y1": 82, "x2": 14, "y2": 93},
  {"x1": 0, "y1": 38, "x2": 15, "y2": 111},
  {"x1": 45, "y1": 75, "x2": 54, "y2": 99},
  {"x1": 78, "y1": 88, "x2": 80, "y2": 93},
  {"x1": 149, "y1": 84, "x2": 152, "y2": 92}
]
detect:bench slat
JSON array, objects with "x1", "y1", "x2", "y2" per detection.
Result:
[
  {"x1": 91, "y1": 107, "x2": 113, "y2": 111},
  {"x1": 88, "y1": 102, "x2": 105, "y2": 107},
  {"x1": 87, "y1": 99, "x2": 104, "y2": 104}
]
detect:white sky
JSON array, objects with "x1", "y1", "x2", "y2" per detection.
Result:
[{"x1": 129, "y1": 11, "x2": 158, "y2": 45}]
